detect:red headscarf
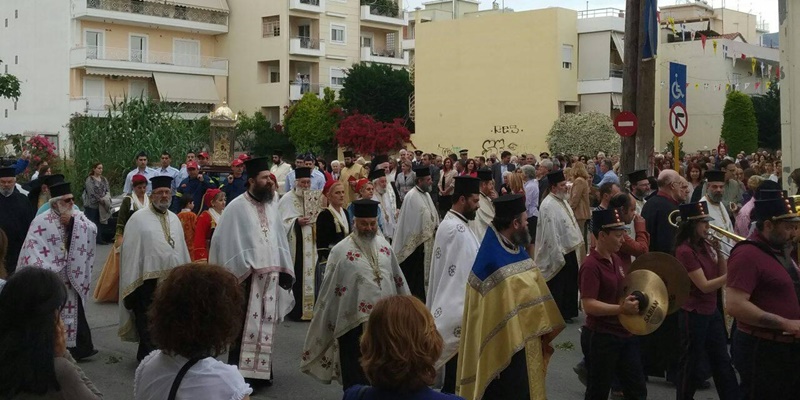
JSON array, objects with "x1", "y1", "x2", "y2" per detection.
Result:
[
  {"x1": 131, "y1": 174, "x2": 147, "y2": 185},
  {"x1": 202, "y1": 188, "x2": 222, "y2": 210},
  {"x1": 355, "y1": 178, "x2": 370, "y2": 194}
]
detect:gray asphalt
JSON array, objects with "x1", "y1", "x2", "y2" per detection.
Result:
[{"x1": 80, "y1": 244, "x2": 721, "y2": 399}]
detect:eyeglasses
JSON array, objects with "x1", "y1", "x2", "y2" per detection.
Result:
[{"x1": 62, "y1": 197, "x2": 75, "y2": 203}]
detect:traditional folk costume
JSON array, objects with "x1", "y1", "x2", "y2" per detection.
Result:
[
  {"x1": 18, "y1": 182, "x2": 97, "y2": 359},
  {"x1": 457, "y1": 194, "x2": 565, "y2": 400},
  {"x1": 469, "y1": 170, "x2": 494, "y2": 242},
  {"x1": 369, "y1": 168, "x2": 397, "y2": 241},
  {"x1": 0, "y1": 167, "x2": 36, "y2": 275},
  {"x1": 278, "y1": 167, "x2": 322, "y2": 321},
  {"x1": 192, "y1": 188, "x2": 223, "y2": 261},
  {"x1": 339, "y1": 151, "x2": 366, "y2": 206},
  {"x1": 427, "y1": 176, "x2": 481, "y2": 394},
  {"x1": 119, "y1": 176, "x2": 191, "y2": 361},
  {"x1": 534, "y1": 170, "x2": 584, "y2": 321},
  {"x1": 210, "y1": 157, "x2": 295, "y2": 382},
  {"x1": 177, "y1": 207, "x2": 197, "y2": 257},
  {"x1": 270, "y1": 153, "x2": 292, "y2": 196},
  {"x1": 300, "y1": 200, "x2": 410, "y2": 390},
  {"x1": 392, "y1": 166, "x2": 440, "y2": 301}
]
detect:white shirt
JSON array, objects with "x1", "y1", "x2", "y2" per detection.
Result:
[
  {"x1": 135, "y1": 350, "x2": 252, "y2": 400},
  {"x1": 123, "y1": 167, "x2": 157, "y2": 194},
  {"x1": 155, "y1": 165, "x2": 181, "y2": 195}
]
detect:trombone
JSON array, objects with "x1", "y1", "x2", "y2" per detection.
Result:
[{"x1": 667, "y1": 210, "x2": 744, "y2": 257}]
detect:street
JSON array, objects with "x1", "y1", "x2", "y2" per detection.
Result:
[{"x1": 81, "y1": 244, "x2": 721, "y2": 400}]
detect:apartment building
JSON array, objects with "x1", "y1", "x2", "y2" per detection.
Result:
[
  {"x1": 219, "y1": 0, "x2": 410, "y2": 124},
  {"x1": 0, "y1": 0, "x2": 230, "y2": 154},
  {"x1": 576, "y1": 8, "x2": 626, "y2": 118}
]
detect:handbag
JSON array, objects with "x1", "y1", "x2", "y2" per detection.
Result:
[{"x1": 167, "y1": 357, "x2": 202, "y2": 400}]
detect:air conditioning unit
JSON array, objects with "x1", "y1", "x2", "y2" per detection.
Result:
[{"x1": 109, "y1": 75, "x2": 123, "y2": 81}]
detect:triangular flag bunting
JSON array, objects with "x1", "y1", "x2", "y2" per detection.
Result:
[
  {"x1": 751, "y1": 57, "x2": 757, "y2": 75},
  {"x1": 713, "y1": 40, "x2": 718, "y2": 55},
  {"x1": 755, "y1": 82, "x2": 761, "y2": 90},
  {"x1": 701, "y1": 34, "x2": 707, "y2": 51},
  {"x1": 745, "y1": 83, "x2": 750, "y2": 90}
]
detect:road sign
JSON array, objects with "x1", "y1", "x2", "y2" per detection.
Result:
[
  {"x1": 669, "y1": 102, "x2": 688, "y2": 137},
  {"x1": 614, "y1": 111, "x2": 638, "y2": 137},
  {"x1": 669, "y1": 62, "x2": 687, "y2": 108}
]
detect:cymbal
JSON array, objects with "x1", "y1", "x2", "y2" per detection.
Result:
[
  {"x1": 630, "y1": 252, "x2": 691, "y2": 315},
  {"x1": 618, "y1": 270, "x2": 669, "y2": 335}
]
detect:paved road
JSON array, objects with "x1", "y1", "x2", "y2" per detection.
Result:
[{"x1": 80, "y1": 244, "x2": 721, "y2": 400}]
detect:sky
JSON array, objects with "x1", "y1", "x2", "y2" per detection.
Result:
[{"x1": 402, "y1": 0, "x2": 780, "y2": 32}]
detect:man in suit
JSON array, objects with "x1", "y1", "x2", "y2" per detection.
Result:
[{"x1": 491, "y1": 151, "x2": 517, "y2": 194}]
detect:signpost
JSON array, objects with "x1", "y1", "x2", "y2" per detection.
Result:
[
  {"x1": 669, "y1": 102, "x2": 688, "y2": 137},
  {"x1": 669, "y1": 62, "x2": 688, "y2": 159},
  {"x1": 614, "y1": 111, "x2": 639, "y2": 137}
]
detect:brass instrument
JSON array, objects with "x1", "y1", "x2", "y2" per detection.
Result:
[{"x1": 667, "y1": 209, "x2": 743, "y2": 257}]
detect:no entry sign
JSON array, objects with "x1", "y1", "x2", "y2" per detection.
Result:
[
  {"x1": 669, "y1": 102, "x2": 688, "y2": 137},
  {"x1": 614, "y1": 111, "x2": 638, "y2": 137}
]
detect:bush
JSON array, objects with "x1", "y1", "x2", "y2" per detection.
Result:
[
  {"x1": 236, "y1": 111, "x2": 295, "y2": 158},
  {"x1": 721, "y1": 91, "x2": 759, "y2": 155},
  {"x1": 336, "y1": 112, "x2": 411, "y2": 155},
  {"x1": 284, "y1": 92, "x2": 340, "y2": 156},
  {"x1": 546, "y1": 112, "x2": 620, "y2": 156}
]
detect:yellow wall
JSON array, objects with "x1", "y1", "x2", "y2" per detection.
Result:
[
  {"x1": 413, "y1": 8, "x2": 577, "y2": 157},
  {"x1": 79, "y1": 21, "x2": 220, "y2": 57}
]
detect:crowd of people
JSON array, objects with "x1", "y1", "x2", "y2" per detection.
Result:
[{"x1": 0, "y1": 140, "x2": 798, "y2": 400}]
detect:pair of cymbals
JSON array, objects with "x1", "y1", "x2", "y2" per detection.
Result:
[
  {"x1": 629, "y1": 252, "x2": 691, "y2": 315},
  {"x1": 618, "y1": 270, "x2": 669, "y2": 335}
]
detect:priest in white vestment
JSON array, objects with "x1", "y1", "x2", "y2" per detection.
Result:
[
  {"x1": 339, "y1": 150, "x2": 366, "y2": 207},
  {"x1": 392, "y1": 166, "x2": 440, "y2": 301},
  {"x1": 18, "y1": 181, "x2": 98, "y2": 360},
  {"x1": 277, "y1": 167, "x2": 320, "y2": 321},
  {"x1": 534, "y1": 170, "x2": 584, "y2": 323},
  {"x1": 370, "y1": 168, "x2": 397, "y2": 241},
  {"x1": 270, "y1": 150, "x2": 292, "y2": 196},
  {"x1": 426, "y1": 176, "x2": 482, "y2": 394},
  {"x1": 119, "y1": 176, "x2": 190, "y2": 361},
  {"x1": 627, "y1": 170, "x2": 649, "y2": 232},
  {"x1": 470, "y1": 169, "x2": 496, "y2": 242},
  {"x1": 701, "y1": 170, "x2": 736, "y2": 249},
  {"x1": 300, "y1": 199, "x2": 409, "y2": 390},
  {"x1": 210, "y1": 157, "x2": 295, "y2": 384}
]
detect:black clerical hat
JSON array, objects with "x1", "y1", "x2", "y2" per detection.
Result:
[
  {"x1": 295, "y1": 167, "x2": 312, "y2": 179},
  {"x1": 43, "y1": 174, "x2": 65, "y2": 187},
  {"x1": 150, "y1": 176, "x2": 173, "y2": 190},
  {"x1": 493, "y1": 194, "x2": 526, "y2": 219},
  {"x1": 368, "y1": 168, "x2": 385, "y2": 181},
  {"x1": 754, "y1": 197, "x2": 800, "y2": 222},
  {"x1": 343, "y1": 150, "x2": 355, "y2": 158},
  {"x1": 372, "y1": 154, "x2": 389, "y2": 167},
  {"x1": 454, "y1": 176, "x2": 480, "y2": 196},
  {"x1": 547, "y1": 170, "x2": 565, "y2": 186},
  {"x1": 244, "y1": 157, "x2": 271, "y2": 175},
  {"x1": 592, "y1": 208, "x2": 628, "y2": 231},
  {"x1": 413, "y1": 166, "x2": 430, "y2": 178},
  {"x1": 273, "y1": 150, "x2": 283, "y2": 157},
  {"x1": 679, "y1": 201, "x2": 714, "y2": 222},
  {"x1": 0, "y1": 167, "x2": 15, "y2": 178},
  {"x1": 628, "y1": 170, "x2": 648, "y2": 184},
  {"x1": 477, "y1": 169, "x2": 493, "y2": 181},
  {"x1": 414, "y1": 150, "x2": 423, "y2": 156},
  {"x1": 705, "y1": 170, "x2": 726, "y2": 183},
  {"x1": 49, "y1": 182, "x2": 72, "y2": 198},
  {"x1": 352, "y1": 199, "x2": 379, "y2": 218}
]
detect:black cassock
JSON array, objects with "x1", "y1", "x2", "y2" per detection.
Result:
[
  {"x1": 0, "y1": 189, "x2": 35, "y2": 274},
  {"x1": 315, "y1": 208, "x2": 351, "y2": 298}
]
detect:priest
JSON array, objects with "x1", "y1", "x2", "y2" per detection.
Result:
[
  {"x1": 270, "y1": 150, "x2": 292, "y2": 196},
  {"x1": 628, "y1": 169, "x2": 650, "y2": 215},
  {"x1": 18, "y1": 181, "x2": 98, "y2": 360},
  {"x1": 701, "y1": 170, "x2": 735, "y2": 248},
  {"x1": 426, "y1": 176, "x2": 481, "y2": 394},
  {"x1": 278, "y1": 166, "x2": 320, "y2": 321},
  {"x1": 119, "y1": 175, "x2": 191, "y2": 361},
  {"x1": 339, "y1": 150, "x2": 366, "y2": 206},
  {"x1": 300, "y1": 199, "x2": 409, "y2": 390},
  {"x1": 469, "y1": 169, "x2": 495, "y2": 242},
  {"x1": 0, "y1": 166, "x2": 35, "y2": 275},
  {"x1": 534, "y1": 170, "x2": 584, "y2": 323},
  {"x1": 210, "y1": 156, "x2": 295, "y2": 385},
  {"x1": 457, "y1": 194, "x2": 565, "y2": 400},
  {"x1": 392, "y1": 166, "x2": 439, "y2": 301},
  {"x1": 369, "y1": 166, "x2": 397, "y2": 241}
]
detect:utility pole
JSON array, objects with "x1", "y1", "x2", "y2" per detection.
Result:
[
  {"x1": 621, "y1": 0, "x2": 641, "y2": 179},
  {"x1": 637, "y1": 2, "x2": 656, "y2": 173}
]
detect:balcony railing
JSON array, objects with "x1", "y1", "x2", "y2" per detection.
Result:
[
  {"x1": 367, "y1": 46, "x2": 402, "y2": 59},
  {"x1": 289, "y1": 37, "x2": 326, "y2": 56},
  {"x1": 290, "y1": 82, "x2": 327, "y2": 101},
  {"x1": 369, "y1": 4, "x2": 400, "y2": 18},
  {"x1": 86, "y1": 0, "x2": 228, "y2": 26},
  {"x1": 577, "y1": 7, "x2": 625, "y2": 19},
  {"x1": 296, "y1": 36, "x2": 322, "y2": 50},
  {"x1": 74, "y1": 46, "x2": 228, "y2": 70},
  {"x1": 610, "y1": 63, "x2": 623, "y2": 78},
  {"x1": 300, "y1": 0, "x2": 319, "y2": 5}
]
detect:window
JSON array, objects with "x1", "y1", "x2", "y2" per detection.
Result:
[
  {"x1": 561, "y1": 44, "x2": 573, "y2": 69},
  {"x1": 15, "y1": 10, "x2": 18, "y2": 18},
  {"x1": 83, "y1": 78, "x2": 105, "y2": 111},
  {"x1": 45, "y1": 135, "x2": 59, "y2": 153},
  {"x1": 270, "y1": 68, "x2": 280, "y2": 83},
  {"x1": 4, "y1": 110, "x2": 7, "y2": 118},
  {"x1": 85, "y1": 30, "x2": 103, "y2": 59},
  {"x1": 130, "y1": 35, "x2": 147, "y2": 62},
  {"x1": 174, "y1": 39, "x2": 200, "y2": 67},
  {"x1": 330, "y1": 68, "x2": 346, "y2": 87},
  {"x1": 129, "y1": 80, "x2": 149, "y2": 99},
  {"x1": 13, "y1": 102, "x2": 17, "y2": 110},
  {"x1": 330, "y1": 24, "x2": 346, "y2": 44},
  {"x1": 262, "y1": 16, "x2": 280, "y2": 38},
  {"x1": 4, "y1": 18, "x2": 7, "y2": 27},
  {"x1": 361, "y1": 34, "x2": 373, "y2": 50},
  {"x1": 14, "y1": 55, "x2": 18, "y2": 64}
]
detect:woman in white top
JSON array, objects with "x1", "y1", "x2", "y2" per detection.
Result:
[{"x1": 134, "y1": 263, "x2": 252, "y2": 400}]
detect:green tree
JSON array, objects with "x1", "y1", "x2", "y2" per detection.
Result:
[
  {"x1": 0, "y1": 60, "x2": 21, "y2": 101},
  {"x1": 236, "y1": 111, "x2": 295, "y2": 157},
  {"x1": 546, "y1": 112, "x2": 620, "y2": 157},
  {"x1": 284, "y1": 92, "x2": 339, "y2": 155},
  {"x1": 360, "y1": 0, "x2": 399, "y2": 17},
  {"x1": 721, "y1": 91, "x2": 759, "y2": 155},
  {"x1": 339, "y1": 63, "x2": 413, "y2": 126},
  {"x1": 751, "y1": 79, "x2": 781, "y2": 151}
]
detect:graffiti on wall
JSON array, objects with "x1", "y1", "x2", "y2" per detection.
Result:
[
  {"x1": 481, "y1": 139, "x2": 519, "y2": 156},
  {"x1": 489, "y1": 125, "x2": 524, "y2": 135}
]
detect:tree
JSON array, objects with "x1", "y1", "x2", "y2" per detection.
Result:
[
  {"x1": 236, "y1": 111, "x2": 295, "y2": 157},
  {"x1": 360, "y1": 0, "x2": 399, "y2": 17},
  {"x1": 336, "y1": 112, "x2": 411, "y2": 155},
  {"x1": 284, "y1": 92, "x2": 340, "y2": 155},
  {"x1": 546, "y1": 112, "x2": 620, "y2": 157},
  {"x1": 339, "y1": 63, "x2": 413, "y2": 126},
  {"x1": 721, "y1": 91, "x2": 759, "y2": 155},
  {"x1": 0, "y1": 60, "x2": 21, "y2": 101},
  {"x1": 751, "y1": 79, "x2": 781, "y2": 151}
]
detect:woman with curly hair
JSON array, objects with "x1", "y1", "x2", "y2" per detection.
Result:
[
  {"x1": 343, "y1": 295, "x2": 464, "y2": 400},
  {"x1": 134, "y1": 263, "x2": 251, "y2": 400}
]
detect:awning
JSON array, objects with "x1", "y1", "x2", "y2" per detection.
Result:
[
  {"x1": 611, "y1": 94, "x2": 622, "y2": 110},
  {"x1": 611, "y1": 32, "x2": 624, "y2": 60},
  {"x1": 85, "y1": 68, "x2": 152, "y2": 78},
  {"x1": 153, "y1": 73, "x2": 220, "y2": 104},
  {"x1": 147, "y1": 0, "x2": 229, "y2": 13}
]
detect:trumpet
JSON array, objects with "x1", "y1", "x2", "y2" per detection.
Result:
[{"x1": 667, "y1": 210, "x2": 744, "y2": 257}]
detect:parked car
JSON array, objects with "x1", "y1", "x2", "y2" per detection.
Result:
[{"x1": 99, "y1": 195, "x2": 124, "y2": 243}]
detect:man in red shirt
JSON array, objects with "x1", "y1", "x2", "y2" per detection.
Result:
[
  {"x1": 726, "y1": 196, "x2": 800, "y2": 399},
  {"x1": 579, "y1": 208, "x2": 647, "y2": 400},
  {"x1": 609, "y1": 193, "x2": 649, "y2": 272}
]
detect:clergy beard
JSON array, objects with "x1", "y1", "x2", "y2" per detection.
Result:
[
  {"x1": 707, "y1": 191, "x2": 723, "y2": 204},
  {"x1": 153, "y1": 198, "x2": 170, "y2": 212},
  {"x1": 356, "y1": 229, "x2": 377, "y2": 240},
  {"x1": 353, "y1": 229, "x2": 378, "y2": 261},
  {"x1": 251, "y1": 184, "x2": 275, "y2": 203},
  {"x1": 553, "y1": 190, "x2": 569, "y2": 201},
  {"x1": 295, "y1": 187, "x2": 308, "y2": 196},
  {"x1": 375, "y1": 185, "x2": 386, "y2": 195},
  {"x1": 0, "y1": 187, "x2": 12, "y2": 197},
  {"x1": 463, "y1": 208, "x2": 477, "y2": 221},
  {"x1": 345, "y1": 161, "x2": 354, "y2": 168},
  {"x1": 511, "y1": 225, "x2": 532, "y2": 247},
  {"x1": 417, "y1": 183, "x2": 431, "y2": 193}
]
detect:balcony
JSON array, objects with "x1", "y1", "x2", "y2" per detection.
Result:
[
  {"x1": 361, "y1": 47, "x2": 409, "y2": 66},
  {"x1": 70, "y1": 46, "x2": 229, "y2": 76},
  {"x1": 289, "y1": 0, "x2": 325, "y2": 14},
  {"x1": 360, "y1": 5, "x2": 408, "y2": 27},
  {"x1": 72, "y1": 0, "x2": 228, "y2": 35},
  {"x1": 402, "y1": 38, "x2": 415, "y2": 50},
  {"x1": 289, "y1": 82, "x2": 326, "y2": 101},
  {"x1": 577, "y1": 77, "x2": 623, "y2": 95},
  {"x1": 289, "y1": 37, "x2": 326, "y2": 57}
]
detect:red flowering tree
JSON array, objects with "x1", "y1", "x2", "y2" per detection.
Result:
[
  {"x1": 336, "y1": 112, "x2": 411, "y2": 155},
  {"x1": 24, "y1": 135, "x2": 57, "y2": 173}
]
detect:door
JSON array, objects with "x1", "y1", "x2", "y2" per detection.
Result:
[
  {"x1": 298, "y1": 24, "x2": 311, "y2": 48},
  {"x1": 83, "y1": 78, "x2": 105, "y2": 111},
  {"x1": 174, "y1": 39, "x2": 200, "y2": 67},
  {"x1": 85, "y1": 31, "x2": 103, "y2": 59},
  {"x1": 129, "y1": 80, "x2": 148, "y2": 99},
  {"x1": 361, "y1": 34, "x2": 373, "y2": 53},
  {"x1": 130, "y1": 35, "x2": 147, "y2": 62}
]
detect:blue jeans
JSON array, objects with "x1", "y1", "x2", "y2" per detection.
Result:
[{"x1": 676, "y1": 310, "x2": 739, "y2": 400}]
